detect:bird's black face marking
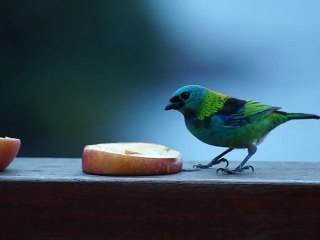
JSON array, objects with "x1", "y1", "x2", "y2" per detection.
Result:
[
  {"x1": 180, "y1": 91, "x2": 190, "y2": 100},
  {"x1": 170, "y1": 95, "x2": 181, "y2": 103},
  {"x1": 165, "y1": 95, "x2": 185, "y2": 110}
]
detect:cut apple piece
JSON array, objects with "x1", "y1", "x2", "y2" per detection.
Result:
[
  {"x1": 82, "y1": 142, "x2": 183, "y2": 176},
  {"x1": 0, "y1": 137, "x2": 21, "y2": 171}
]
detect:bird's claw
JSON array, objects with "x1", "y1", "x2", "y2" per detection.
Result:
[
  {"x1": 242, "y1": 165, "x2": 255, "y2": 172},
  {"x1": 216, "y1": 165, "x2": 254, "y2": 174},
  {"x1": 219, "y1": 158, "x2": 229, "y2": 168},
  {"x1": 193, "y1": 164, "x2": 209, "y2": 169},
  {"x1": 193, "y1": 158, "x2": 229, "y2": 169}
]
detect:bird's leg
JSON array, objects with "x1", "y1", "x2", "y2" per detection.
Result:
[
  {"x1": 217, "y1": 145, "x2": 257, "y2": 174},
  {"x1": 193, "y1": 148, "x2": 234, "y2": 169}
]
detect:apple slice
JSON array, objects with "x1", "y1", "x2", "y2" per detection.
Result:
[
  {"x1": 82, "y1": 142, "x2": 183, "y2": 176},
  {"x1": 0, "y1": 137, "x2": 21, "y2": 171}
]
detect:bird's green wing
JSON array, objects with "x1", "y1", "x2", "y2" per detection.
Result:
[{"x1": 217, "y1": 99, "x2": 280, "y2": 127}]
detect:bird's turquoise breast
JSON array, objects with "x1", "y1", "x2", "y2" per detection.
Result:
[
  {"x1": 185, "y1": 115, "x2": 227, "y2": 146},
  {"x1": 185, "y1": 113, "x2": 286, "y2": 148}
]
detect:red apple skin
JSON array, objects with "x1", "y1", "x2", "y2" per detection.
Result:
[
  {"x1": 0, "y1": 138, "x2": 21, "y2": 171},
  {"x1": 82, "y1": 145, "x2": 183, "y2": 176}
]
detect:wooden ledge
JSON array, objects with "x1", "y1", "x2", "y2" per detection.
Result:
[{"x1": 0, "y1": 158, "x2": 320, "y2": 239}]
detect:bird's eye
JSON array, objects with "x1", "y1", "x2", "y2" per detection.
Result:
[{"x1": 181, "y1": 92, "x2": 190, "y2": 100}]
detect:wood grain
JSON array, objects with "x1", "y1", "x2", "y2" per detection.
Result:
[{"x1": 0, "y1": 158, "x2": 320, "y2": 239}]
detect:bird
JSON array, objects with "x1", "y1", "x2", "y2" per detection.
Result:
[{"x1": 165, "y1": 85, "x2": 319, "y2": 174}]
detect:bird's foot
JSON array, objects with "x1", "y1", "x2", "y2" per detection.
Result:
[
  {"x1": 216, "y1": 165, "x2": 254, "y2": 174},
  {"x1": 193, "y1": 158, "x2": 229, "y2": 169}
]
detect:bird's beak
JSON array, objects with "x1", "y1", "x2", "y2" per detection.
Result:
[
  {"x1": 165, "y1": 96, "x2": 185, "y2": 110},
  {"x1": 165, "y1": 100, "x2": 184, "y2": 110},
  {"x1": 165, "y1": 102, "x2": 176, "y2": 110}
]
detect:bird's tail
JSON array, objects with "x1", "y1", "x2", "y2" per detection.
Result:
[{"x1": 278, "y1": 111, "x2": 320, "y2": 120}]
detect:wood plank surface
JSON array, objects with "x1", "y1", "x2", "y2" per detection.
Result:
[{"x1": 0, "y1": 158, "x2": 319, "y2": 239}]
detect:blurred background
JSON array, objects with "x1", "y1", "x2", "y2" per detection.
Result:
[{"x1": 1, "y1": 0, "x2": 319, "y2": 162}]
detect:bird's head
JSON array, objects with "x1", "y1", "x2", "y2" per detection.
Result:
[{"x1": 165, "y1": 85, "x2": 209, "y2": 115}]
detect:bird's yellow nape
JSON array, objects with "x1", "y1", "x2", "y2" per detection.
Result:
[{"x1": 198, "y1": 90, "x2": 229, "y2": 120}]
